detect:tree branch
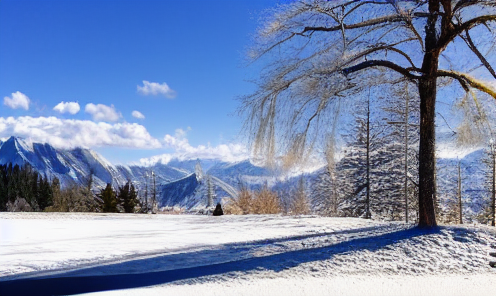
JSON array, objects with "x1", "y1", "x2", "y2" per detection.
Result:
[
  {"x1": 303, "y1": 15, "x2": 409, "y2": 33},
  {"x1": 342, "y1": 60, "x2": 421, "y2": 80},
  {"x1": 461, "y1": 29, "x2": 496, "y2": 79},
  {"x1": 453, "y1": 0, "x2": 481, "y2": 13},
  {"x1": 437, "y1": 70, "x2": 496, "y2": 99},
  {"x1": 340, "y1": 38, "x2": 418, "y2": 69},
  {"x1": 408, "y1": 175, "x2": 419, "y2": 188},
  {"x1": 443, "y1": 15, "x2": 496, "y2": 48}
]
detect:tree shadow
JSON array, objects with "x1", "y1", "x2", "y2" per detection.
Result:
[{"x1": 0, "y1": 226, "x2": 440, "y2": 296}]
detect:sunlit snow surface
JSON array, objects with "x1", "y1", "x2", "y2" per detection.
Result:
[{"x1": 1, "y1": 213, "x2": 496, "y2": 295}]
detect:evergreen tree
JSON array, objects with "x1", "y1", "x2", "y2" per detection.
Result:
[
  {"x1": 36, "y1": 175, "x2": 51, "y2": 211},
  {"x1": 0, "y1": 165, "x2": 7, "y2": 211},
  {"x1": 45, "y1": 177, "x2": 62, "y2": 211},
  {"x1": 118, "y1": 181, "x2": 139, "y2": 213},
  {"x1": 100, "y1": 183, "x2": 117, "y2": 213}
]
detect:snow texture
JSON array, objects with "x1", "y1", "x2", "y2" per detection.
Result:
[{"x1": 0, "y1": 213, "x2": 495, "y2": 295}]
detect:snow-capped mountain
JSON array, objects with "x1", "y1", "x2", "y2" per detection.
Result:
[
  {"x1": 0, "y1": 137, "x2": 273, "y2": 209},
  {"x1": 0, "y1": 136, "x2": 194, "y2": 189}
]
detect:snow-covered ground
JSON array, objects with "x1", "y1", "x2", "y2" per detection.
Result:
[{"x1": 1, "y1": 213, "x2": 495, "y2": 296}]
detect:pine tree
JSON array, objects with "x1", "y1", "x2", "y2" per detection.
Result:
[
  {"x1": 38, "y1": 175, "x2": 54, "y2": 211},
  {"x1": 100, "y1": 183, "x2": 117, "y2": 213},
  {"x1": 0, "y1": 165, "x2": 7, "y2": 211},
  {"x1": 338, "y1": 93, "x2": 388, "y2": 219},
  {"x1": 118, "y1": 181, "x2": 139, "y2": 213}
]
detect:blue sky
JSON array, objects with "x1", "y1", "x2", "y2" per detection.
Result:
[{"x1": 0, "y1": 0, "x2": 278, "y2": 164}]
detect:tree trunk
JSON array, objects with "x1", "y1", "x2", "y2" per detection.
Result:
[
  {"x1": 418, "y1": 0, "x2": 439, "y2": 227},
  {"x1": 418, "y1": 77, "x2": 437, "y2": 227},
  {"x1": 404, "y1": 86, "x2": 409, "y2": 223},
  {"x1": 366, "y1": 92, "x2": 371, "y2": 219}
]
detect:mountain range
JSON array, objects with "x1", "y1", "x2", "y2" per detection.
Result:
[
  {"x1": 0, "y1": 136, "x2": 273, "y2": 210},
  {"x1": 0, "y1": 136, "x2": 491, "y2": 220}
]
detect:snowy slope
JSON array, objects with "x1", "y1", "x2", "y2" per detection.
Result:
[
  {"x1": 158, "y1": 173, "x2": 240, "y2": 210},
  {"x1": 0, "y1": 137, "x2": 191, "y2": 191},
  {"x1": 0, "y1": 213, "x2": 495, "y2": 296},
  {"x1": 0, "y1": 137, "x2": 276, "y2": 209},
  {"x1": 436, "y1": 149, "x2": 489, "y2": 221},
  {"x1": 0, "y1": 137, "x2": 272, "y2": 204},
  {"x1": 206, "y1": 159, "x2": 273, "y2": 187}
]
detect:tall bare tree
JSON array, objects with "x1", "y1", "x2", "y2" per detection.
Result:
[{"x1": 241, "y1": 0, "x2": 496, "y2": 227}]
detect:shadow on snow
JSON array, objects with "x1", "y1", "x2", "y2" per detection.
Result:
[{"x1": 0, "y1": 226, "x2": 440, "y2": 296}]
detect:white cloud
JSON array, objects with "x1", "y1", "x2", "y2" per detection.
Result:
[
  {"x1": 137, "y1": 80, "x2": 176, "y2": 98},
  {"x1": 53, "y1": 101, "x2": 80, "y2": 114},
  {"x1": 85, "y1": 103, "x2": 121, "y2": 122},
  {"x1": 139, "y1": 128, "x2": 248, "y2": 165},
  {"x1": 131, "y1": 110, "x2": 145, "y2": 119},
  {"x1": 0, "y1": 116, "x2": 162, "y2": 149},
  {"x1": 3, "y1": 91, "x2": 30, "y2": 110}
]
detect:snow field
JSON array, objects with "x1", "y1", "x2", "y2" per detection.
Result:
[
  {"x1": 81, "y1": 274, "x2": 496, "y2": 296},
  {"x1": 1, "y1": 212, "x2": 496, "y2": 295}
]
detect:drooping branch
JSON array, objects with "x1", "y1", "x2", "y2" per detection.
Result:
[
  {"x1": 342, "y1": 1, "x2": 391, "y2": 19},
  {"x1": 342, "y1": 60, "x2": 421, "y2": 80},
  {"x1": 437, "y1": 70, "x2": 496, "y2": 99},
  {"x1": 339, "y1": 38, "x2": 419, "y2": 68}
]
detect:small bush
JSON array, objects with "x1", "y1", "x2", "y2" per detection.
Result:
[
  {"x1": 252, "y1": 186, "x2": 281, "y2": 214},
  {"x1": 289, "y1": 177, "x2": 311, "y2": 215},
  {"x1": 226, "y1": 185, "x2": 281, "y2": 215},
  {"x1": 7, "y1": 197, "x2": 33, "y2": 212}
]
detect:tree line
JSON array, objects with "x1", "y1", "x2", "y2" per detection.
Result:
[{"x1": 0, "y1": 163, "x2": 142, "y2": 213}]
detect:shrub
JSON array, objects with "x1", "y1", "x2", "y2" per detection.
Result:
[{"x1": 226, "y1": 185, "x2": 281, "y2": 215}]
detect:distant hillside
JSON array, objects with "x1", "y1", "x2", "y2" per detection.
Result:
[{"x1": 0, "y1": 137, "x2": 273, "y2": 210}]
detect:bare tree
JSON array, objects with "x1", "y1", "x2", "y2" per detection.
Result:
[
  {"x1": 241, "y1": 0, "x2": 496, "y2": 227},
  {"x1": 207, "y1": 175, "x2": 215, "y2": 208},
  {"x1": 290, "y1": 177, "x2": 311, "y2": 215},
  {"x1": 384, "y1": 82, "x2": 420, "y2": 223}
]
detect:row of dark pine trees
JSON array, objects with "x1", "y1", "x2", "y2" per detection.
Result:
[
  {"x1": 0, "y1": 164, "x2": 53, "y2": 211},
  {"x1": 0, "y1": 163, "x2": 141, "y2": 213}
]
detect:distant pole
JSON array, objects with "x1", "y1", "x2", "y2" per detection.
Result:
[
  {"x1": 458, "y1": 160, "x2": 463, "y2": 224},
  {"x1": 365, "y1": 89, "x2": 371, "y2": 219},
  {"x1": 491, "y1": 140, "x2": 495, "y2": 226},
  {"x1": 144, "y1": 172, "x2": 148, "y2": 211},
  {"x1": 152, "y1": 171, "x2": 156, "y2": 212},
  {"x1": 404, "y1": 85, "x2": 409, "y2": 223}
]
